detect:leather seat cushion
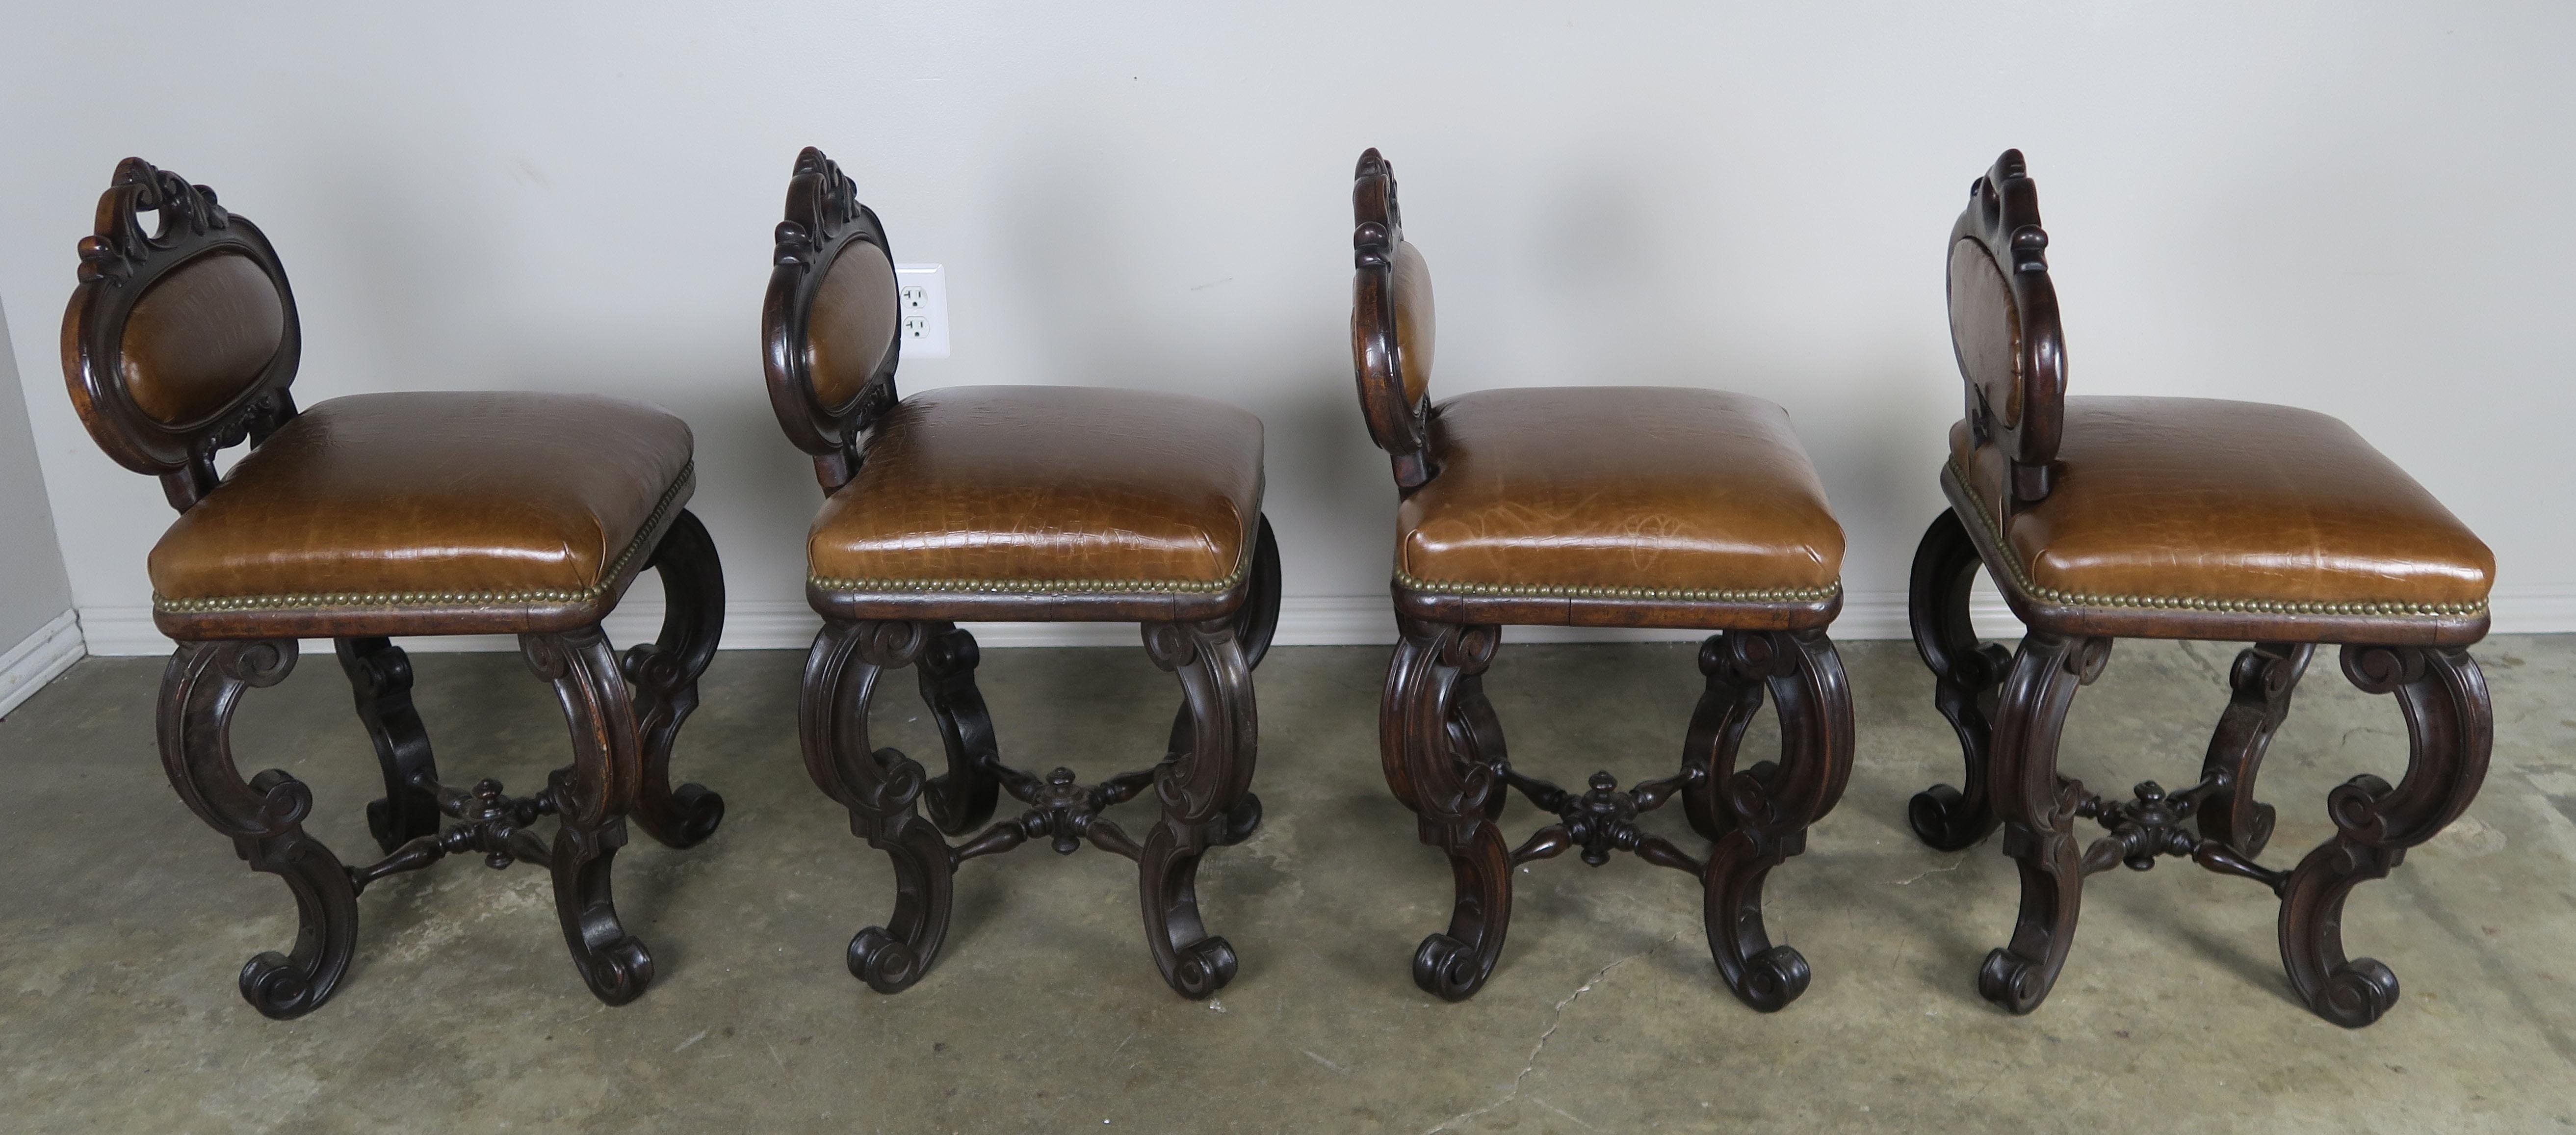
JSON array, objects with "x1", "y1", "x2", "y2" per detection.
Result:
[
  {"x1": 809, "y1": 386, "x2": 1264, "y2": 592},
  {"x1": 1397, "y1": 387, "x2": 1844, "y2": 598},
  {"x1": 150, "y1": 392, "x2": 694, "y2": 610},
  {"x1": 1951, "y1": 396, "x2": 2494, "y2": 614}
]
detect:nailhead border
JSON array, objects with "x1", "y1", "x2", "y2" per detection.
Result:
[
  {"x1": 153, "y1": 463, "x2": 695, "y2": 614},
  {"x1": 1948, "y1": 454, "x2": 2488, "y2": 618},
  {"x1": 1393, "y1": 568, "x2": 1841, "y2": 605},
  {"x1": 810, "y1": 542, "x2": 1253, "y2": 597}
]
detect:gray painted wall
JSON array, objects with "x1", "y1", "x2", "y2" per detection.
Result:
[
  {"x1": 3, "y1": 3, "x2": 2570, "y2": 652},
  {"x1": 0, "y1": 296, "x2": 74, "y2": 650}
]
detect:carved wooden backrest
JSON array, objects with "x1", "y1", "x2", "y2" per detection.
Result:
[
  {"x1": 61, "y1": 158, "x2": 302, "y2": 511},
  {"x1": 761, "y1": 146, "x2": 903, "y2": 491},
  {"x1": 1948, "y1": 149, "x2": 2066, "y2": 503},
  {"x1": 1351, "y1": 148, "x2": 1439, "y2": 490}
]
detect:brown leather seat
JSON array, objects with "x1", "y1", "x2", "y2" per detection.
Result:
[
  {"x1": 808, "y1": 385, "x2": 1264, "y2": 594},
  {"x1": 1397, "y1": 387, "x2": 1844, "y2": 600},
  {"x1": 150, "y1": 391, "x2": 695, "y2": 629},
  {"x1": 1949, "y1": 396, "x2": 2494, "y2": 616}
]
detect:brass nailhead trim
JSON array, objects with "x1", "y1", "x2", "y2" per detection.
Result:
[
  {"x1": 1394, "y1": 568, "x2": 1842, "y2": 605},
  {"x1": 1948, "y1": 454, "x2": 2488, "y2": 618},
  {"x1": 810, "y1": 543, "x2": 1253, "y2": 597},
  {"x1": 153, "y1": 463, "x2": 696, "y2": 615}
]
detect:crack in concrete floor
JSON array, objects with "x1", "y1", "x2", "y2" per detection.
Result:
[{"x1": 1423, "y1": 931, "x2": 1683, "y2": 1135}]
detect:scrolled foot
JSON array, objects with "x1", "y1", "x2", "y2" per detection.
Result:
[
  {"x1": 238, "y1": 951, "x2": 328, "y2": 1020},
  {"x1": 1978, "y1": 948, "x2": 2053, "y2": 1014},
  {"x1": 1169, "y1": 936, "x2": 1239, "y2": 999},
  {"x1": 1734, "y1": 945, "x2": 1813, "y2": 1013},
  {"x1": 652, "y1": 782, "x2": 727, "y2": 849},
  {"x1": 1214, "y1": 792, "x2": 1263, "y2": 846},
  {"x1": 1414, "y1": 932, "x2": 1488, "y2": 1002},
  {"x1": 849, "y1": 926, "x2": 926, "y2": 994},
  {"x1": 2309, "y1": 958, "x2": 2400, "y2": 1028},
  {"x1": 572, "y1": 935, "x2": 656, "y2": 1006},
  {"x1": 1908, "y1": 784, "x2": 1988, "y2": 851}
]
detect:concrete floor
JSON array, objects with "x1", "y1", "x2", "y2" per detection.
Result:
[{"x1": 0, "y1": 635, "x2": 2571, "y2": 1133}]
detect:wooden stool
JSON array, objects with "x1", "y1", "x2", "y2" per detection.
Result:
[
  {"x1": 1347, "y1": 149, "x2": 1856, "y2": 1009},
  {"x1": 760, "y1": 148, "x2": 1280, "y2": 999},
  {"x1": 1908, "y1": 150, "x2": 2496, "y2": 1027},
  {"x1": 59, "y1": 159, "x2": 727, "y2": 1017}
]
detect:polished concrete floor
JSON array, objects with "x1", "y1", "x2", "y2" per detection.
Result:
[{"x1": 1, "y1": 635, "x2": 2571, "y2": 1133}]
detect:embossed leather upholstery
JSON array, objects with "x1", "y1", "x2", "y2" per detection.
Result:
[
  {"x1": 119, "y1": 251, "x2": 287, "y2": 424},
  {"x1": 808, "y1": 385, "x2": 1264, "y2": 593},
  {"x1": 806, "y1": 241, "x2": 898, "y2": 410},
  {"x1": 1390, "y1": 241, "x2": 1435, "y2": 408},
  {"x1": 1397, "y1": 387, "x2": 1844, "y2": 599},
  {"x1": 1949, "y1": 397, "x2": 2494, "y2": 615},
  {"x1": 1948, "y1": 239, "x2": 2021, "y2": 430},
  {"x1": 150, "y1": 391, "x2": 694, "y2": 627}
]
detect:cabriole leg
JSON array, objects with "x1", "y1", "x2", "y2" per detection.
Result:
[
  {"x1": 336, "y1": 636, "x2": 442, "y2": 854},
  {"x1": 1978, "y1": 633, "x2": 2109, "y2": 1014},
  {"x1": 1385, "y1": 618, "x2": 1511, "y2": 1002},
  {"x1": 161, "y1": 639, "x2": 357, "y2": 1019},
  {"x1": 2277, "y1": 645, "x2": 2490, "y2": 1028},
  {"x1": 522, "y1": 627, "x2": 654, "y2": 1005},
  {"x1": 1136, "y1": 617, "x2": 1260, "y2": 998},
  {"x1": 1692, "y1": 629, "x2": 1854, "y2": 1011},
  {"x1": 803, "y1": 619, "x2": 956, "y2": 994},
  {"x1": 1908, "y1": 509, "x2": 2013, "y2": 851},
  {"x1": 622, "y1": 509, "x2": 727, "y2": 848}
]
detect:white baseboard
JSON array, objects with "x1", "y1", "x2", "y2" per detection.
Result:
[
  {"x1": 70, "y1": 585, "x2": 2576, "y2": 657},
  {"x1": 0, "y1": 610, "x2": 85, "y2": 716}
]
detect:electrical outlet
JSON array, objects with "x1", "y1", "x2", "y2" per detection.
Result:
[{"x1": 895, "y1": 264, "x2": 950, "y2": 358}]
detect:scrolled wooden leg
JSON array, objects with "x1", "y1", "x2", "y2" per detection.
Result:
[
  {"x1": 1237, "y1": 516, "x2": 1284, "y2": 670},
  {"x1": 917, "y1": 623, "x2": 1002, "y2": 835},
  {"x1": 1689, "y1": 630, "x2": 1855, "y2": 1011},
  {"x1": 1136, "y1": 617, "x2": 1260, "y2": 998},
  {"x1": 1153, "y1": 518, "x2": 1281, "y2": 843},
  {"x1": 1384, "y1": 618, "x2": 1511, "y2": 1002},
  {"x1": 161, "y1": 639, "x2": 359, "y2": 1019},
  {"x1": 523, "y1": 627, "x2": 654, "y2": 1005},
  {"x1": 1908, "y1": 510, "x2": 2014, "y2": 851},
  {"x1": 2277, "y1": 645, "x2": 2490, "y2": 1028},
  {"x1": 1977, "y1": 633, "x2": 2108, "y2": 1014},
  {"x1": 2196, "y1": 642, "x2": 2312, "y2": 857},
  {"x1": 1680, "y1": 634, "x2": 1766, "y2": 843},
  {"x1": 1452, "y1": 674, "x2": 1511, "y2": 823},
  {"x1": 802, "y1": 619, "x2": 956, "y2": 994},
  {"x1": 335, "y1": 636, "x2": 442, "y2": 854},
  {"x1": 621, "y1": 509, "x2": 727, "y2": 849}
]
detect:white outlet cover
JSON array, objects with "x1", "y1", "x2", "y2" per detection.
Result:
[{"x1": 895, "y1": 264, "x2": 950, "y2": 359}]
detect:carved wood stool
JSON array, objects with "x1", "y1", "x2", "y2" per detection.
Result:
[
  {"x1": 1347, "y1": 149, "x2": 1856, "y2": 1009},
  {"x1": 760, "y1": 148, "x2": 1279, "y2": 1000},
  {"x1": 58, "y1": 159, "x2": 727, "y2": 1018},
  {"x1": 1909, "y1": 150, "x2": 2496, "y2": 1027}
]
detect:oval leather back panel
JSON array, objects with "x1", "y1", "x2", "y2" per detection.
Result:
[
  {"x1": 1948, "y1": 238, "x2": 2020, "y2": 429},
  {"x1": 119, "y1": 251, "x2": 286, "y2": 425},
  {"x1": 1392, "y1": 240, "x2": 1435, "y2": 408},
  {"x1": 807, "y1": 240, "x2": 898, "y2": 410}
]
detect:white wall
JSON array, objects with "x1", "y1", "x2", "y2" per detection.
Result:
[
  {"x1": 0, "y1": 297, "x2": 81, "y2": 708},
  {"x1": 4, "y1": 1, "x2": 2571, "y2": 654}
]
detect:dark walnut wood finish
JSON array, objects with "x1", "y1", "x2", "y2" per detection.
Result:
[
  {"x1": 63, "y1": 158, "x2": 727, "y2": 1017},
  {"x1": 1909, "y1": 150, "x2": 2496, "y2": 1027},
  {"x1": 763, "y1": 147, "x2": 1281, "y2": 999},
  {"x1": 1353, "y1": 148, "x2": 1855, "y2": 1009}
]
